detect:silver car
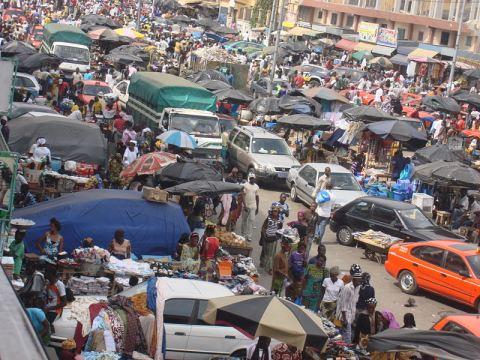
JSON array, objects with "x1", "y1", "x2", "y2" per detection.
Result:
[
  {"x1": 287, "y1": 163, "x2": 365, "y2": 208},
  {"x1": 228, "y1": 126, "x2": 300, "y2": 182}
]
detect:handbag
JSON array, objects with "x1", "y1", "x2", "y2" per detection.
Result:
[{"x1": 316, "y1": 190, "x2": 331, "y2": 204}]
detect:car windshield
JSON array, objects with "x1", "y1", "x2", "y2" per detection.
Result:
[
  {"x1": 397, "y1": 208, "x2": 434, "y2": 229},
  {"x1": 317, "y1": 172, "x2": 362, "y2": 191},
  {"x1": 251, "y1": 138, "x2": 291, "y2": 155},
  {"x1": 467, "y1": 255, "x2": 480, "y2": 278},
  {"x1": 54, "y1": 45, "x2": 90, "y2": 64},
  {"x1": 83, "y1": 85, "x2": 112, "y2": 96},
  {"x1": 219, "y1": 119, "x2": 235, "y2": 132},
  {"x1": 170, "y1": 113, "x2": 220, "y2": 137}
]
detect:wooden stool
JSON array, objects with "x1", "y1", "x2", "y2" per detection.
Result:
[{"x1": 435, "y1": 211, "x2": 451, "y2": 227}]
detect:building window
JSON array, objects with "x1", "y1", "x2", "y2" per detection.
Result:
[
  {"x1": 397, "y1": 28, "x2": 406, "y2": 40},
  {"x1": 440, "y1": 31, "x2": 450, "y2": 46},
  {"x1": 346, "y1": 15, "x2": 354, "y2": 27},
  {"x1": 365, "y1": 0, "x2": 376, "y2": 8},
  {"x1": 442, "y1": 9, "x2": 449, "y2": 20},
  {"x1": 466, "y1": 36, "x2": 473, "y2": 47},
  {"x1": 298, "y1": 6, "x2": 311, "y2": 22},
  {"x1": 245, "y1": 8, "x2": 251, "y2": 21},
  {"x1": 331, "y1": 13, "x2": 338, "y2": 25},
  {"x1": 238, "y1": 7, "x2": 245, "y2": 20},
  {"x1": 317, "y1": 10, "x2": 323, "y2": 19},
  {"x1": 348, "y1": 0, "x2": 359, "y2": 5},
  {"x1": 399, "y1": 0, "x2": 412, "y2": 12},
  {"x1": 417, "y1": 31, "x2": 424, "y2": 41}
]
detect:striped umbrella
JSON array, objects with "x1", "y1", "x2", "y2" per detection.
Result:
[
  {"x1": 157, "y1": 130, "x2": 197, "y2": 149},
  {"x1": 119, "y1": 151, "x2": 177, "y2": 179},
  {"x1": 203, "y1": 295, "x2": 328, "y2": 350}
]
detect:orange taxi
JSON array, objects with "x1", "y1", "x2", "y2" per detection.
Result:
[
  {"x1": 432, "y1": 314, "x2": 480, "y2": 337},
  {"x1": 385, "y1": 240, "x2": 480, "y2": 312}
]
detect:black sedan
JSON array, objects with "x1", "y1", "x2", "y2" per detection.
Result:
[{"x1": 330, "y1": 197, "x2": 464, "y2": 246}]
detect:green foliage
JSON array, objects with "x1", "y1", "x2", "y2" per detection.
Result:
[{"x1": 250, "y1": 0, "x2": 273, "y2": 27}]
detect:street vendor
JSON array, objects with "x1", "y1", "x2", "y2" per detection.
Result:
[
  {"x1": 32, "y1": 137, "x2": 52, "y2": 164},
  {"x1": 35, "y1": 217, "x2": 64, "y2": 258},
  {"x1": 180, "y1": 232, "x2": 199, "y2": 261},
  {"x1": 8, "y1": 229, "x2": 26, "y2": 279},
  {"x1": 109, "y1": 229, "x2": 132, "y2": 259},
  {"x1": 200, "y1": 225, "x2": 220, "y2": 281}
]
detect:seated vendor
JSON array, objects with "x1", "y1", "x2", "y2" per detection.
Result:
[
  {"x1": 109, "y1": 229, "x2": 131, "y2": 259},
  {"x1": 180, "y1": 232, "x2": 199, "y2": 262}
]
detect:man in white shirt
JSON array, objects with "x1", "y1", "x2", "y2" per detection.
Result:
[
  {"x1": 374, "y1": 86, "x2": 384, "y2": 107},
  {"x1": 72, "y1": 68, "x2": 83, "y2": 85},
  {"x1": 320, "y1": 266, "x2": 344, "y2": 321},
  {"x1": 241, "y1": 174, "x2": 259, "y2": 242},
  {"x1": 122, "y1": 141, "x2": 138, "y2": 167},
  {"x1": 313, "y1": 183, "x2": 335, "y2": 244}
]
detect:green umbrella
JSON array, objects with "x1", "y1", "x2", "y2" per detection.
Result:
[{"x1": 352, "y1": 50, "x2": 372, "y2": 62}]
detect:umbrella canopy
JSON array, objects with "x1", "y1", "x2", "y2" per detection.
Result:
[
  {"x1": 363, "y1": 120, "x2": 427, "y2": 145},
  {"x1": 214, "y1": 89, "x2": 253, "y2": 103},
  {"x1": 451, "y1": 90, "x2": 480, "y2": 108},
  {"x1": 16, "y1": 53, "x2": 62, "y2": 72},
  {"x1": 171, "y1": 15, "x2": 194, "y2": 24},
  {"x1": 280, "y1": 41, "x2": 308, "y2": 53},
  {"x1": 277, "y1": 114, "x2": 330, "y2": 129},
  {"x1": 368, "y1": 329, "x2": 480, "y2": 360},
  {"x1": 203, "y1": 295, "x2": 328, "y2": 350},
  {"x1": 120, "y1": 152, "x2": 177, "y2": 179},
  {"x1": 164, "y1": 180, "x2": 243, "y2": 195},
  {"x1": 10, "y1": 102, "x2": 57, "y2": 120},
  {"x1": 1, "y1": 40, "x2": 36, "y2": 56},
  {"x1": 277, "y1": 95, "x2": 321, "y2": 116},
  {"x1": 344, "y1": 105, "x2": 396, "y2": 122},
  {"x1": 158, "y1": 130, "x2": 197, "y2": 149},
  {"x1": 248, "y1": 97, "x2": 281, "y2": 114},
  {"x1": 114, "y1": 28, "x2": 145, "y2": 39},
  {"x1": 157, "y1": 161, "x2": 222, "y2": 186},
  {"x1": 106, "y1": 52, "x2": 143, "y2": 65},
  {"x1": 422, "y1": 95, "x2": 460, "y2": 114},
  {"x1": 369, "y1": 56, "x2": 393, "y2": 69},
  {"x1": 188, "y1": 70, "x2": 229, "y2": 84},
  {"x1": 198, "y1": 79, "x2": 232, "y2": 91},
  {"x1": 414, "y1": 160, "x2": 480, "y2": 187},
  {"x1": 81, "y1": 14, "x2": 121, "y2": 28},
  {"x1": 262, "y1": 46, "x2": 290, "y2": 58},
  {"x1": 414, "y1": 144, "x2": 464, "y2": 164},
  {"x1": 8, "y1": 115, "x2": 107, "y2": 164},
  {"x1": 464, "y1": 68, "x2": 480, "y2": 80},
  {"x1": 210, "y1": 25, "x2": 237, "y2": 35},
  {"x1": 352, "y1": 50, "x2": 373, "y2": 62},
  {"x1": 302, "y1": 87, "x2": 349, "y2": 103},
  {"x1": 88, "y1": 27, "x2": 111, "y2": 40},
  {"x1": 109, "y1": 45, "x2": 149, "y2": 62}
]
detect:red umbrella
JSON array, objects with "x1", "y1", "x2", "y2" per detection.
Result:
[{"x1": 120, "y1": 152, "x2": 177, "y2": 179}]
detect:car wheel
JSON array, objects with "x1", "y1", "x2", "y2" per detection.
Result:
[
  {"x1": 290, "y1": 184, "x2": 299, "y2": 202},
  {"x1": 399, "y1": 270, "x2": 418, "y2": 295},
  {"x1": 336, "y1": 225, "x2": 354, "y2": 246}
]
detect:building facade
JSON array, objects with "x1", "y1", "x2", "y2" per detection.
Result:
[{"x1": 296, "y1": 0, "x2": 480, "y2": 51}]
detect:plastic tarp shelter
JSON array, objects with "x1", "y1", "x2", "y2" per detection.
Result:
[
  {"x1": 335, "y1": 39, "x2": 357, "y2": 52},
  {"x1": 43, "y1": 23, "x2": 92, "y2": 47},
  {"x1": 14, "y1": 189, "x2": 190, "y2": 256}
]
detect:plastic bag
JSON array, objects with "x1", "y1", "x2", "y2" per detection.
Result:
[{"x1": 316, "y1": 190, "x2": 331, "y2": 204}]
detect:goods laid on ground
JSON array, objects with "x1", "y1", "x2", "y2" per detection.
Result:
[
  {"x1": 104, "y1": 257, "x2": 155, "y2": 278},
  {"x1": 68, "y1": 276, "x2": 110, "y2": 296}
]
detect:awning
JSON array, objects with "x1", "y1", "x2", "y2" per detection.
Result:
[
  {"x1": 354, "y1": 42, "x2": 376, "y2": 51},
  {"x1": 288, "y1": 26, "x2": 320, "y2": 37},
  {"x1": 419, "y1": 43, "x2": 455, "y2": 57},
  {"x1": 408, "y1": 48, "x2": 438, "y2": 59},
  {"x1": 397, "y1": 46, "x2": 417, "y2": 55},
  {"x1": 372, "y1": 45, "x2": 396, "y2": 56},
  {"x1": 390, "y1": 53, "x2": 409, "y2": 66},
  {"x1": 335, "y1": 38, "x2": 357, "y2": 52}
]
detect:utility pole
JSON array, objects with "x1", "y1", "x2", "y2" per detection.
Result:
[
  {"x1": 268, "y1": 0, "x2": 287, "y2": 95},
  {"x1": 447, "y1": 0, "x2": 466, "y2": 96},
  {"x1": 137, "y1": 0, "x2": 143, "y2": 31},
  {"x1": 266, "y1": 0, "x2": 279, "y2": 47}
]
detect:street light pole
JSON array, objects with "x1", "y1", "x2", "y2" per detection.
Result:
[
  {"x1": 268, "y1": 0, "x2": 287, "y2": 95},
  {"x1": 267, "y1": 0, "x2": 279, "y2": 47},
  {"x1": 447, "y1": 0, "x2": 466, "y2": 96}
]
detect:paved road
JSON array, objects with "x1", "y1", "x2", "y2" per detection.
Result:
[{"x1": 233, "y1": 186, "x2": 471, "y2": 330}]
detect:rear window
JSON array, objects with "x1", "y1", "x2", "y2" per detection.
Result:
[{"x1": 347, "y1": 201, "x2": 372, "y2": 218}]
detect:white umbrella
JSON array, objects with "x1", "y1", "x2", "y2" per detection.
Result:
[{"x1": 157, "y1": 130, "x2": 197, "y2": 149}]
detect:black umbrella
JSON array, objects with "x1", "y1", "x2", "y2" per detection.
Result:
[
  {"x1": 1, "y1": 41, "x2": 36, "y2": 56},
  {"x1": 16, "y1": 53, "x2": 62, "y2": 72},
  {"x1": 171, "y1": 15, "x2": 194, "y2": 24},
  {"x1": 109, "y1": 45, "x2": 149, "y2": 62},
  {"x1": 164, "y1": 180, "x2": 243, "y2": 195},
  {"x1": 196, "y1": 18, "x2": 220, "y2": 29},
  {"x1": 214, "y1": 89, "x2": 253, "y2": 104},
  {"x1": 188, "y1": 70, "x2": 229, "y2": 84},
  {"x1": 451, "y1": 90, "x2": 480, "y2": 108},
  {"x1": 414, "y1": 160, "x2": 480, "y2": 187},
  {"x1": 263, "y1": 46, "x2": 290, "y2": 58},
  {"x1": 422, "y1": 95, "x2": 460, "y2": 114},
  {"x1": 464, "y1": 69, "x2": 480, "y2": 80},
  {"x1": 198, "y1": 79, "x2": 232, "y2": 91},
  {"x1": 210, "y1": 25, "x2": 237, "y2": 35},
  {"x1": 277, "y1": 95, "x2": 322, "y2": 116},
  {"x1": 106, "y1": 52, "x2": 143, "y2": 65},
  {"x1": 414, "y1": 144, "x2": 464, "y2": 164},
  {"x1": 363, "y1": 120, "x2": 427, "y2": 147},
  {"x1": 344, "y1": 105, "x2": 397, "y2": 122},
  {"x1": 248, "y1": 97, "x2": 281, "y2": 114},
  {"x1": 277, "y1": 114, "x2": 330, "y2": 129},
  {"x1": 368, "y1": 329, "x2": 480, "y2": 360},
  {"x1": 280, "y1": 42, "x2": 308, "y2": 53},
  {"x1": 302, "y1": 87, "x2": 349, "y2": 103},
  {"x1": 156, "y1": 161, "x2": 222, "y2": 187},
  {"x1": 81, "y1": 14, "x2": 121, "y2": 28}
]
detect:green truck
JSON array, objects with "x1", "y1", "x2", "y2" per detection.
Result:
[{"x1": 40, "y1": 24, "x2": 92, "y2": 76}]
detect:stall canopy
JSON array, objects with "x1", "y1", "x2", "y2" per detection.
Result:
[
  {"x1": 372, "y1": 45, "x2": 395, "y2": 57},
  {"x1": 408, "y1": 48, "x2": 438, "y2": 59},
  {"x1": 390, "y1": 53, "x2": 409, "y2": 66},
  {"x1": 14, "y1": 189, "x2": 190, "y2": 256},
  {"x1": 335, "y1": 39, "x2": 357, "y2": 52},
  {"x1": 8, "y1": 115, "x2": 108, "y2": 165},
  {"x1": 414, "y1": 144, "x2": 464, "y2": 164},
  {"x1": 363, "y1": 120, "x2": 427, "y2": 148},
  {"x1": 354, "y1": 42, "x2": 376, "y2": 51},
  {"x1": 451, "y1": 90, "x2": 480, "y2": 108},
  {"x1": 277, "y1": 114, "x2": 330, "y2": 129},
  {"x1": 368, "y1": 329, "x2": 480, "y2": 360},
  {"x1": 422, "y1": 95, "x2": 460, "y2": 114},
  {"x1": 413, "y1": 160, "x2": 480, "y2": 187}
]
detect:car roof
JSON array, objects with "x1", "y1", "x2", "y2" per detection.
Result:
[
  {"x1": 437, "y1": 314, "x2": 480, "y2": 336},
  {"x1": 354, "y1": 196, "x2": 417, "y2": 210},
  {"x1": 239, "y1": 126, "x2": 283, "y2": 139},
  {"x1": 411, "y1": 240, "x2": 479, "y2": 254},
  {"x1": 302, "y1": 163, "x2": 352, "y2": 174}
]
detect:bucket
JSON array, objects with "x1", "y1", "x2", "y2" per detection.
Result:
[{"x1": 393, "y1": 191, "x2": 405, "y2": 201}]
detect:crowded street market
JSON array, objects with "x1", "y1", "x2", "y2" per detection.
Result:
[{"x1": 1, "y1": 0, "x2": 480, "y2": 359}]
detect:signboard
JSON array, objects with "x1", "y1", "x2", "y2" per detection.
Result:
[
  {"x1": 0, "y1": 59, "x2": 15, "y2": 117},
  {"x1": 358, "y1": 21, "x2": 379, "y2": 43},
  {"x1": 377, "y1": 27, "x2": 397, "y2": 48}
]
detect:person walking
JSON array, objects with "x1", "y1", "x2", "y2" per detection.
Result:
[
  {"x1": 271, "y1": 239, "x2": 290, "y2": 295},
  {"x1": 313, "y1": 183, "x2": 335, "y2": 244},
  {"x1": 302, "y1": 252, "x2": 328, "y2": 311},
  {"x1": 241, "y1": 174, "x2": 259, "y2": 242},
  {"x1": 260, "y1": 206, "x2": 282, "y2": 274},
  {"x1": 319, "y1": 266, "x2": 344, "y2": 321}
]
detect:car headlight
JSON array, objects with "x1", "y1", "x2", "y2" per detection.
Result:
[{"x1": 256, "y1": 163, "x2": 276, "y2": 173}]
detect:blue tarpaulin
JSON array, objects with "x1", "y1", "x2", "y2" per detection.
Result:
[{"x1": 14, "y1": 189, "x2": 190, "y2": 256}]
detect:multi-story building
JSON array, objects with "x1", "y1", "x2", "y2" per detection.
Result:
[{"x1": 296, "y1": 0, "x2": 479, "y2": 52}]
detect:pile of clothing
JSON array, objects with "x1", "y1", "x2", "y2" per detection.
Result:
[
  {"x1": 104, "y1": 257, "x2": 154, "y2": 277},
  {"x1": 221, "y1": 274, "x2": 268, "y2": 295},
  {"x1": 73, "y1": 246, "x2": 111, "y2": 263},
  {"x1": 231, "y1": 255, "x2": 258, "y2": 277},
  {"x1": 68, "y1": 276, "x2": 110, "y2": 296}
]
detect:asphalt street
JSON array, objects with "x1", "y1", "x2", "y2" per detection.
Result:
[{"x1": 234, "y1": 186, "x2": 471, "y2": 330}]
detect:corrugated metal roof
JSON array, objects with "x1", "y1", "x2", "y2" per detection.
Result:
[
  {"x1": 372, "y1": 45, "x2": 396, "y2": 56},
  {"x1": 418, "y1": 43, "x2": 455, "y2": 57},
  {"x1": 408, "y1": 48, "x2": 438, "y2": 59}
]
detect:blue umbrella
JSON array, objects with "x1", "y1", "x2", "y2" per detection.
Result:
[{"x1": 158, "y1": 130, "x2": 197, "y2": 149}]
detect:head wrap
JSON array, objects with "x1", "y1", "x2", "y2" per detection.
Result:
[
  {"x1": 381, "y1": 310, "x2": 400, "y2": 329},
  {"x1": 37, "y1": 137, "x2": 46, "y2": 145},
  {"x1": 362, "y1": 272, "x2": 371, "y2": 286},
  {"x1": 350, "y1": 264, "x2": 362, "y2": 278},
  {"x1": 61, "y1": 339, "x2": 76, "y2": 350}
]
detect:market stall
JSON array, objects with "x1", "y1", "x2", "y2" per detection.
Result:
[{"x1": 353, "y1": 230, "x2": 403, "y2": 263}]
